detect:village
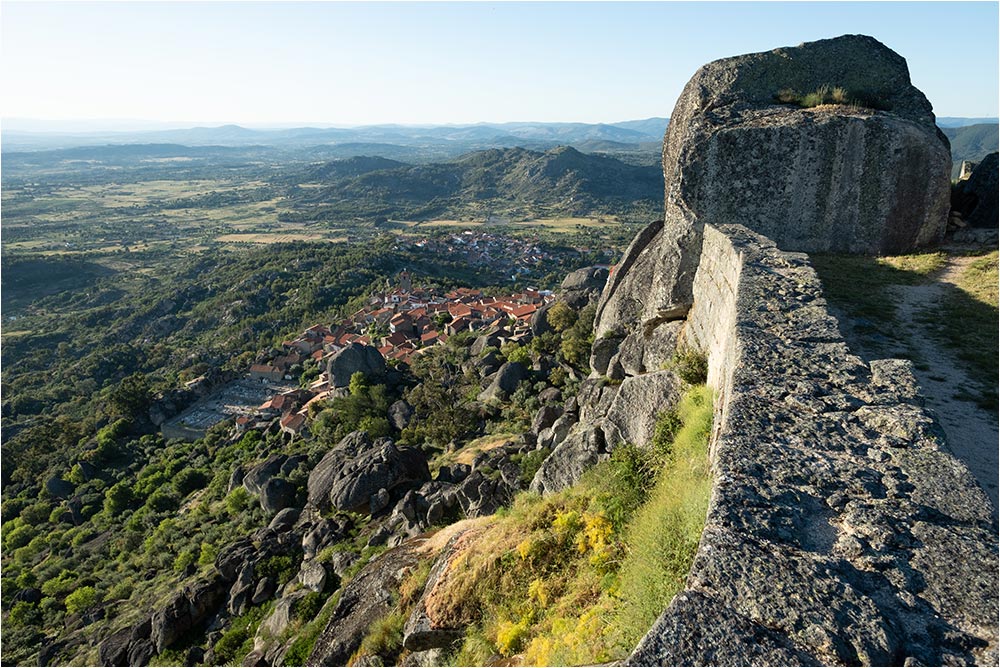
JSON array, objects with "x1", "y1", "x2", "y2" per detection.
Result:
[
  {"x1": 395, "y1": 229, "x2": 574, "y2": 280},
  {"x1": 163, "y1": 269, "x2": 556, "y2": 440}
]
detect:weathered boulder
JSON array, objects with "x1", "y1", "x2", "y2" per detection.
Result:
[
  {"x1": 531, "y1": 404, "x2": 563, "y2": 436},
  {"x1": 954, "y1": 151, "x2": 998, "y2": 228},
  {"x1": 603, "y1": 371, "x2": 681, "y2": 448},
  {"x1": 560, "y1": 266, "x2": 610, "y2": 308},
  {"x1": 306, "y1": 431, "x2": 373, "y2": 510},
  {"x1": 307, "y1": 541, "x2": 422, "y2": 666},
  {"x1": 530, "y1": 302, "x2": 555, "y2": 336},
  {"x1": 477, "y1": 361, "x2": 529, "y2": 403},
  {"x1": 45, "y1": 475, "x2": 75, "y2": 499},
  {"x1": 258, "y1": 591, "x2": 311, "y2": 644},
  {"x1": 260, "y1": 478, "x2": 296, "y2": 515},
  {"x1": 327, "y1": 343, "x2": 386, "y2": 388},
  {"x1": 298, "y1": 560, "x2": 328, "y2": 592},
  {"x1": 227, "y1": 465, "x2": 245, "y2": 493},
  {"x1": 242, "y1": 454, "x2": 286, "y2": 496},
  {"x1": 267, "y1": 507, "x2": 300, "y2": 532},
  {"x1": 537, "y1": 386, "x2": 562, "y2": 405},
  {"x1": 126, "y1": 640, "x2": 155, "y2": 668},
  {"x1": 596, "y1": 35, "x2": 951, "y2": 338},
  {"x1": 326, "y1": 441, "x2": 431, "y2": 513},
  {"x1": 388, "y1": 399, "x2": 414, "y2": 431},
  {"x1": 530, "y1": 424, "x2": 608, "y2": 495},
  {"x1": 150, "y1": 578, "x2": 226, "y2": 653},
  {"x1": 403, "y1": 533, "x2": 475, "y2": 652},
  {"x1": 301, "y1": 517, "x2": 352, "y2": 560},
  {"x1": 98, "y1": 627, "x2": 132, "y2": 667}
]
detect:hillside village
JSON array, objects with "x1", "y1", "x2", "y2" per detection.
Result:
[
  {"x1": 167, "y1": 270, "x2": 558, "y2": 440},
  {"x1": 396, "y1": 230, "x2": 569, "y2": 280}
]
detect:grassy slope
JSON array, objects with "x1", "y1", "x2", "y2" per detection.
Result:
[{"x1": 426, "y1": 385, "x2": 714, "y2": 666}]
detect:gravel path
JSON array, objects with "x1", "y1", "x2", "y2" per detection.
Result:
[{"x1": 887, "y1": 255, "x2": 998, "y2": 516}]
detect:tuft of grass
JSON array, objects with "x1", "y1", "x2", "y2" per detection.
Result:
[
  {"x1": 774, "y1": 84, "x2": 886, "y2": 110},
  {"x1": 353, "y1": 610, "x2": 407, "y2": 664}
]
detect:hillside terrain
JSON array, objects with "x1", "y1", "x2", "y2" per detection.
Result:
[{"x1": 1, "y1": 91, "x2": 997, "y2": 668}]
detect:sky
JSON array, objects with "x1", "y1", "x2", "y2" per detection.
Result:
[{"x1": 2, "y1": 1, "x2": 998, "y2": 129}]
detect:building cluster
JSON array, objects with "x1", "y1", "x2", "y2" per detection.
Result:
[
  {"x1": 399, "y1": 230, "x2": 557, "y2": 279},
  {"x1": 241, "y1": 271, "x2": 555, "y2": 437}
]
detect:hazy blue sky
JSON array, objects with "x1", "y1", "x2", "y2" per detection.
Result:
[{"x1": 3, "y1": 1, "x2": 998, "y2": 128}]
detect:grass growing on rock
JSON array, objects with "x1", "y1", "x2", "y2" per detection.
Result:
[{"x1": 433, "y1": 385, "x2": 714, "y2": 666}]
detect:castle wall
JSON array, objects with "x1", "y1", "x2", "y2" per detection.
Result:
[{"x1": 629, "y1": 223, "x2": 998, "y2": 666}]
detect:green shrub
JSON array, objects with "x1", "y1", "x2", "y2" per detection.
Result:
[
  {"x1": 4, "y1": 523, "x2": 38, "y2": 551},
  {"x1": 173, "y1": 549, "x2": 197, "y2": 573},
  {"x1": 40, "y1": 570, "x2": 78, "y2": 598},
  {"x1": 198, "y1": 542, "x2": 219, "y2": 566},
  {"x1": 214, "y1": 604, "x2": 269, "y2": 665},
  {"x1": 225, "y1": 487, "x2": 255, "y2": 515},
  {"x1": 174, "y1": 468, "x2": 209, "y2": 496},
  {"x1": 669, "y1": 346, "x2": 708, "y2": 385},
  {"x1": 8, "y1": 601, "x2": 42, "y2": 627},
  {"x1": 64, "y1": 586, "x2": 101, "y2": 615}
]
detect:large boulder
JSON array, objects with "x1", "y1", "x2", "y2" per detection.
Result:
[
  {"x1": 243, "y1": 455, "x2": 287, "y2": 496},
  {"x1": 388, "y1": 400, "x2": 414, "y2": 431},
  {"x1": 596, "y1": 35, "x2": 951, "y2": 338},
  {"x1": 306, "y1": 431, "x2": 374, "y2": 509},
  {"x1": 309, "y1": 436, "x2": 431, "y2": 514},
  {"x1": 477, "y1": 361, "x2": 529, "y2": 403},
  {"x1": 560, "y1": 266, "x2": 610, "y2": 308},
  {"x1": 327, "y1": 343, "x2": 386, "y2": 388},
  {"x1": 307, "y1": 542, "x2": 423, "y2": 666},
  {"x1": 603, "y1": 371, "x2": 682, "y2": 448},
  {"x1": 530, "y1": 424, "x2": 608, "y2": 496}
]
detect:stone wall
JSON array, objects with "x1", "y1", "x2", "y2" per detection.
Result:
[{"x1": 629, "y1": 223, "x2": 998, "y2": 666}]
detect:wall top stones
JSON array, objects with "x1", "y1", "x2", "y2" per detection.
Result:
[{"x1": 628, "y1": 223, "x2": 998, "y2": 666}]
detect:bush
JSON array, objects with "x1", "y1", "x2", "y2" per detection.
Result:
[
  {"x1": 174, "y1": 468, "x2": 209, "y2": 496},
  {"x1": 669, "y1": 346, "x2": 708, "y2": 385},
  {"x1": 64, "y1": 586, "x2": 101, "y2": 615},
  {"x1": 225, "y1": 487, "x2": 255, "y2": 516},
  {"x1": 546, "y1": 301, "x2": 577, "y2": 332}
]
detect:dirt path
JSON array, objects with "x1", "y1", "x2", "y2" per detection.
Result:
[{"x1": 891, "y1": 254, "x2": 998, "y2": 517}]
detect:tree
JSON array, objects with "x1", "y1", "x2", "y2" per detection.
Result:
[
  {"x1": 106, "y1": 373, "x2": 152, "y2": 420},
  {"x1": 546, "y1": 301, "x2": 577, "y2": 332}
]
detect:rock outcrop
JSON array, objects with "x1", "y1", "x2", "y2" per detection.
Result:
[
  {"x1": 307, "y1": 541, "x2": 423, "y2": 666},
  {"x1": 326, "y1": 343, "x2": 386, "y2": 388},
  {"x1": 953, "y1": 151, "x2": 998, "y2": 229},
  {"x1": 306, "y1": 431, "x2": 430, "y2": 514},
  {"x1": 595, "y1": 34, "x2": 951, "y2": 340}
]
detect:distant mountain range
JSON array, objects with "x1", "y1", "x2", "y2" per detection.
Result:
[
  {"x1": 942, "y1": 123, "x2": 999, "y2": 177},
  {"x1": 0, "y1": 118, "x2": 670, "y2": 153},
  {"x1": 937, "y1": 117, "x2": 999, "y2": 128},
  {"x1": 2, "y1": 117, "x2": 993, "y2": 183}
]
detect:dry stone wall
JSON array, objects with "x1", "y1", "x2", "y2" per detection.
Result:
[{"x1": 629, "y1": 223, "x2": 998, "y2": 666}]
